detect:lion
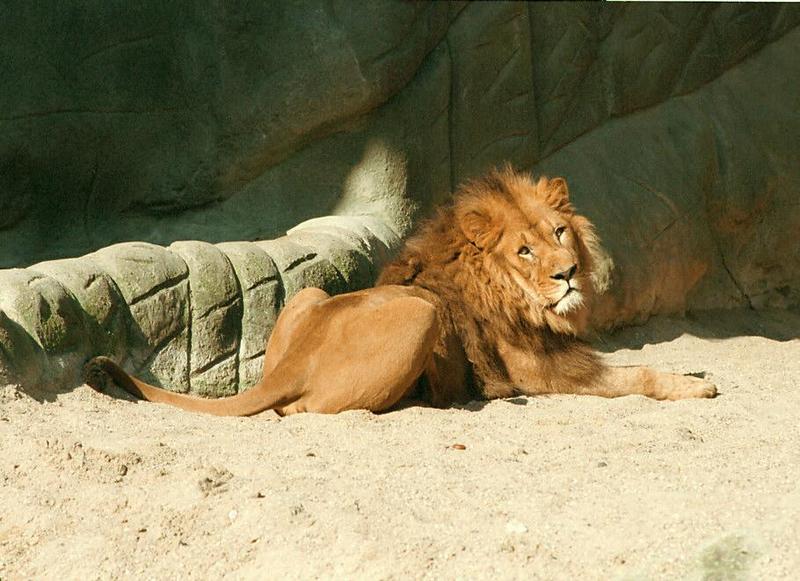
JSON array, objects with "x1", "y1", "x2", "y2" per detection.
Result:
[{"x1": 85, "y1": 167, "x2": 716, "y2": 415}]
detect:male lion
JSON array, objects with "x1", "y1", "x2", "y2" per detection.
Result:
[{"x1": 86, "y1": 167, "x2": 716, "y2": 415}]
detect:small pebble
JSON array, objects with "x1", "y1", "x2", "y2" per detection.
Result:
[
  {"x1": 505, "y1": 521, "x2": 528, "y2": 534},
  {"x1": 450, "y1": 444, "x2": 466, "y2": 450},
  {"x1": 228, "y1": 510, "x2": 238, "y2": 521}
]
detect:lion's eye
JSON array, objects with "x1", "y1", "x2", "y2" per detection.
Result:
[
  {"x1": 518, "y1": 246, "x2": 532, "y2": 258},
  {"x1": 555, "y1": 226, "x2": 566, "y2": 239}
]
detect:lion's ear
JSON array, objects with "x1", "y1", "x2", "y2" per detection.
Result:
[
  {"x1": 458, "y1": 207, "x2": 503, "y2": 250},
  {"x1": 540, "y1": 176, "x2": 573, "y2": 213}
]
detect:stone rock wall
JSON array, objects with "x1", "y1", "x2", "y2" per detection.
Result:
[
  {"x1": 1, "y1": 2, "x2": 798, "y2": 393},
  {"x1": 0, "y1": 216, "x2": 397, "y2": 395}
]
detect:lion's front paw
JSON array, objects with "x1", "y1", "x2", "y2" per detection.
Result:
[{"x1": 659, "y1": 373, "x2": 717, "y2": 400}]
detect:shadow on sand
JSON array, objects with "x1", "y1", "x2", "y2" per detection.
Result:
[{"x1": 592, "y1": 307, "x2": 800, "y2": 353}]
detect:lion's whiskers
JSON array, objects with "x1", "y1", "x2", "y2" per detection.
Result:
[{"x1": 553, "y1": 288, "x2": 584, "y2": 315}]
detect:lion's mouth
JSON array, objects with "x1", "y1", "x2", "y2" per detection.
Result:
[{"x1": 551, "y1": 286, "x2": 583, "y2": 315}]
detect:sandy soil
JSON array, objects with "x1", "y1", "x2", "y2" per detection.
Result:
[{"x1": 1, "y1": 308, "x2": 799, "y2": 580}]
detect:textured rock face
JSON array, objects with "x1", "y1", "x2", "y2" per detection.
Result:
[
  {"x1": 0, "y1": 1, "x2": 446, "y2": 265},
  {"x1": 0, "y1": 3, "x2": 798, "y2": 393},
  {"x1": 0, "y1": 217, "x2": 396, "y2": 395}
]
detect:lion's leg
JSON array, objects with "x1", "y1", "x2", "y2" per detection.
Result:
[
  {"x1": 260, "y1": 287, "x2": 330, "y2": 377},
  {"x1": 574, "y1": 366, "x2": 717, "y2": 400},
  {"x1": 87, "y1": 287, "x2": 440, "y2": 417},
  {"x1": 502, "y1": 340, "x2": 716, "y2": 401},
  {"x1": 279, "y1": 295, "x2": 439, "y2": 415}
]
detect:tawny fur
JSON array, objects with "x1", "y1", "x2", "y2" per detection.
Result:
[{"x1": 85, "y1": 167, "x2": 716, "y2": 415}]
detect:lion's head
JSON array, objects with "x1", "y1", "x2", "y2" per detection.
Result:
[{"x1": 453, "y1": 167, "x2": 607, "y2": 335}]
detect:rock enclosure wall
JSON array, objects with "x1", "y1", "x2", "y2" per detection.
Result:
[{"x1": 1, "y1": 2, "x2": 798, "y2": 394}]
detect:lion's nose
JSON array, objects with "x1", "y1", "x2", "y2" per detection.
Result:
[{"x1": 551, "y1": 264, "x2": 577, "y2": 282}]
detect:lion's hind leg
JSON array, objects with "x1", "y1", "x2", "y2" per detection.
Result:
[
  {"x1": 280, "y1": 295, "x2": 439, "y2": 414},
  {"x1": 261, "y1": 287, "x2": 330, "y2": 377}
]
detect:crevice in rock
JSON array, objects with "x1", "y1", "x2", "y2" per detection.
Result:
[
  {"x1": 219, "y1": 5, "x2": 466, "y2": 201},
  {"x1": 669, "y1": 20, "x2": 795, "y2": 104},
  {"x1": 26, "y1": 271, "x2": 93, "y2": 359},
  {"x1": 616, "y1": 173, "x2": 680, "y2": 217},
  {"x1": 125, "y1": 195, "x2": 227, "y2": 217},
  {"x1": 284, "y1": 252, "x2": 317, "y2": 272},
  {"x1": 139, "y1": 324, "x2": 188, "y2": 374},
  {"x1": 701, "y1": 106, "x2": 756, "y2": 312},
  {"x1": 245, "y1": 274, "x2": 280, "y2": 292},
  {"x1": 196, "y1": 293, "x2": 241, "y2": 321},
  {"x1": 92, "y1": 268, "x2": 134, "y2": 357},
  {"x1": 1, "y1": 107, "x2": 183, "y2": 121},
  {"x1": 540, "y1": 21, "x2": 800, "y2": 164},
  {"x1": 446, "y1": 36, "x2": 456, "y2": 193},
  {"x1": 668, "y1": 7, "x2": 715, "y2": 97},
  {"x1": 220, "y1": 251, "x2": 242, "y2": 394},
  {"x1": 471, "y1": 130, "x2": 531, "y2": 162},
  {"x1": 256, "y1": 268, "x2": 285, "y2": 392},
  {"x1": 128, "y1": 272, "x2": 189, "y2": 306},
  {"x1": 718, "y1": 250, "x2": 754, "y2": 310},
  {"x1": 180, "y1": 253, "x2": 192, "y2": 392},
  {"x1": 362, "y1": 4, "x2": 435, "y2": 69},
  {"x1": 526, "y1": 3, "x2": 540, "y2": 162},
  {"x1": 83, "y1": 274, "x2": 102, "y2": 290},
  {"x1": 243, "y1": 349, "x2": 266, "y2": 362},
  {"x1": 78, "y1": 33, "x2": 168, "y2": 63},
  {"x1": 487, "y1": 45, "x2": 521, "y2": 100},
  {"x1": 650, "y1": 212, "x2": 690, "y2": 244},
  {"x1": 191, "y1": 348, "x2": 237, "y2": 377}
]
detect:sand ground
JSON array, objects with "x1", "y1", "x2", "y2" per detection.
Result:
[{"x1": 1, "y1": 308, "x2": 799, "y2": 580}]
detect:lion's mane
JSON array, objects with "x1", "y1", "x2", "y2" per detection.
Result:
[{"x1": 377, "y1": 166, "x2": 607, "y2": 403}]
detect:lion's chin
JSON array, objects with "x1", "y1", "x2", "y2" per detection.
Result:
[{"x1": 551, "y1": 288, "x2": 584, "y2": 316}]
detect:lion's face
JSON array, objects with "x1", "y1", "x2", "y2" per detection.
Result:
[
  {"x1": 492, "y1": 204, "x2": 587, "y2": 316},
  {"x1": 455, "y1": 170, "x2": 602, "y2": 333}
]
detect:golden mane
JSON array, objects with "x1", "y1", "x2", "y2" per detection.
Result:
[{"x1": 377, "y1": 166, "x2": 607, "y2": 402}]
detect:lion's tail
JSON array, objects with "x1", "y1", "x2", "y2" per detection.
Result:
[{"x1": 83, "y1": 356, "x2": 293, "y2": 416}]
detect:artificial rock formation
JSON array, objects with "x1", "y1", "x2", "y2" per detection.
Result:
[{"x1": 0, "y1": 216, "x2": 397, "y2": 395}]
